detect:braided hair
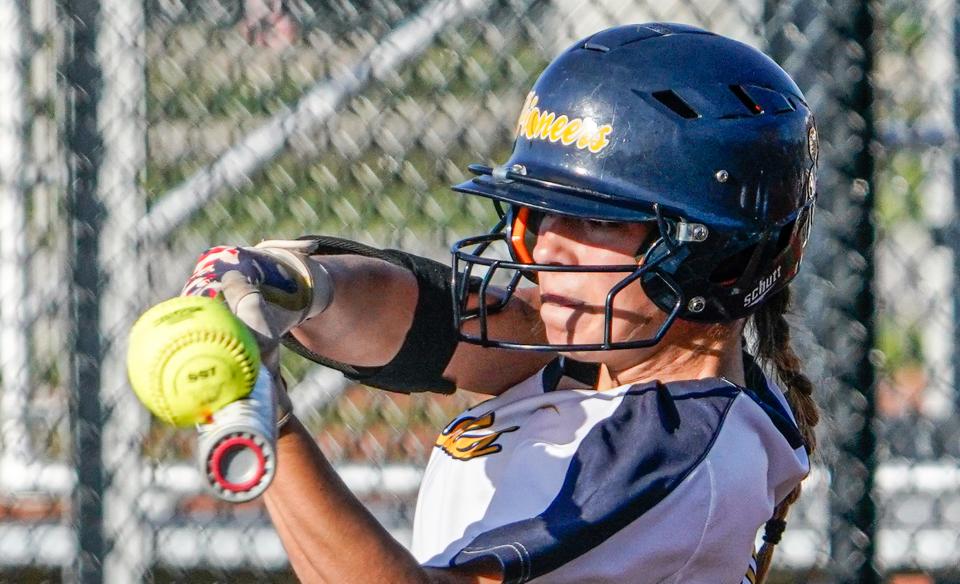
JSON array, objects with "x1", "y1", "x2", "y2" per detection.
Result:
[{"x1": 747, "y1": 285, "x2": 820, "y2": 583}]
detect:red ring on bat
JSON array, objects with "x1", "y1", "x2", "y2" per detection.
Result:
[{"x1": 210, "y1": 436, "x2": 266, "y2": 492}]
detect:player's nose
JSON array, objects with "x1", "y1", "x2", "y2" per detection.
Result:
[{"x1": 531, "y1": 215, "x2": 581, "y2": 266}]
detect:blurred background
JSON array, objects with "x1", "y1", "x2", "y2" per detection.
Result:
[{"x1": 0, "y1": 0, "x2": 955, "y2": 582}]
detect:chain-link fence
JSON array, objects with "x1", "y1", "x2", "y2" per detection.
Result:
[{"x1": 1, "y1": 0, "x2": 958, "y2": 582}]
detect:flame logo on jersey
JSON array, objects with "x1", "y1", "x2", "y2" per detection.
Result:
[
  {"x1": 435, "y1": 412, "x2": 518, "y2": 460},
  {"x1": 515, "y1": 91, "x2": 613, "y2": 154}
]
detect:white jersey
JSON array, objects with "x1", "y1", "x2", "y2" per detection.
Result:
[{"x1": 411, "y1": 359, "x2": 809, "y2": 584}]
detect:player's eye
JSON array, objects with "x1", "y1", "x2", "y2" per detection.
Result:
[{"x1": 586, "y1": 218, "x2": 627, "y2": 230}]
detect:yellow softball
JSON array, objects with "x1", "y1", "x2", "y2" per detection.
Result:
[{"x1": 126, "y1": 295, "x2": 260, "y2": 427}]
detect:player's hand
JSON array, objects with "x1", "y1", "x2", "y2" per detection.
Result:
[
  {"x1": 182, "y1": 240, "x2": 333, "y2": 426},
  {"x1": 182, "y1": 241, "x2": 333, "y2": 345}
]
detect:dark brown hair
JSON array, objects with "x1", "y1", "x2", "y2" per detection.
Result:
[{"x1": 749, "y1": 285, "x2": 819, "y2": 583}]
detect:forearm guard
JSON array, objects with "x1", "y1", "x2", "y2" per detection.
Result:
[{"x1": 281, "y1": 236, "x2": 459, "y2": 394}]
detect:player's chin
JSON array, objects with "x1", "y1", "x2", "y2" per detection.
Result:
[
  {"x1": 541, "y1": 304, "x2": 594, "y2": 344},
  {"x1": 546, "y1": 320, "x2": 660, "y2": 364},
  {"x1": 542, "y1": 318, "x2": 613, "y2": 357}
]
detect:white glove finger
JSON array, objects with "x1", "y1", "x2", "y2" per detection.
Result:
[
  {"x1": 221, "y1": 271, "x2": 282, "y2": 369},
  {"x1": 219, "y1": 272, "x2": 293, "y2": 430},
  {"x1": 219, "y1": 270, "x2": 261, "y2": 318}
]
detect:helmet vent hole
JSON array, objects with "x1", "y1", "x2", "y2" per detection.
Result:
[
  {"x1": 651, "y1": 90, "x2": 700, "y2": 120},
  {"x1": 583, "y1": 41, "x2": 611, "y2": 53},
  {"x1": 776, "y1": 95, "x2": 798, "y2": 114},
  {"x1": 729, "y1": 85, "x2": 763, "y2": 115}
]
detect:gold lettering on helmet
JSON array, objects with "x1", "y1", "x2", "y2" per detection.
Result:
[
  {"x1": 576, "y1": 119, "x2": 597, "y2": 149},
  {"x1": 515, "y1": 91, "x2": 613, "y2": 154},
  {"x1": 560, "y1": 119, "x2": 582, "y2": 145},
  {"x1": 535, "y1": 111, "x2": 556, "y2": 139},
  {"x1": 549, "y1": 115, "x2": 568, "y2": 141}
]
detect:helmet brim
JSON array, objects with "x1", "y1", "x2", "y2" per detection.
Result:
[{"x1": 452, "y1": 174, "x2": 658, "y2": 223}]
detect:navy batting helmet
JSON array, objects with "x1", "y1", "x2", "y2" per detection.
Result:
[{"x1": 451, "y1": 23, "x2": 818, "y2": 351}]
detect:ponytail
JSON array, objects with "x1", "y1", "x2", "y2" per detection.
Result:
[{"x1": 749, "y1": 286, "x2": 819, "y2": 583}]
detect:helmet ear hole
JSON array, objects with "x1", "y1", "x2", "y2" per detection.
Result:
[
  {"x1": 775, "y1": 218, "x2": 797, "y2": 256},
  {"x1": 709, "y1": 244, "x2": 758, "y2": 287},
  {"x1": 708, "y1": 217, "x2": 798, "y2": 288}
]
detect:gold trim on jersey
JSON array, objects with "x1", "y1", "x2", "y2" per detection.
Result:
[{"x1": 742, "y1": 547, "x2": 758, "y2": 584}]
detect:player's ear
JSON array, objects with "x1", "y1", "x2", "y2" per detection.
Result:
[{"x1": 635, "y1": 221, "x2": 662, "y2": 265}]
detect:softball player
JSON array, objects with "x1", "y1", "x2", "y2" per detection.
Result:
[{"x1": 185, "y1": 23, "x2": 819, "y2": 584}]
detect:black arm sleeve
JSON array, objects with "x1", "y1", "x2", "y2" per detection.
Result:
[{"x1": 280, "y1": 236, "x2": 460, "y2": 394}]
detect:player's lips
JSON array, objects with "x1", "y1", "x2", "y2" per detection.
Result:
[{"x1": 540, "y1": 293, "x2": 585, "y2": 308}]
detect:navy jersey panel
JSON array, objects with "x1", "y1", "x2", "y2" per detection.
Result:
[
  {"x1": 450, "y1": 379, "x2": 740, "y2": 582},
  {"x1": 741, "y1": 386, "x2": 804, "y2": 450}
]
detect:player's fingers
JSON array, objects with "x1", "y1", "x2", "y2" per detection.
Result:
[
  {"x1": 182, "y1": 246, "x2": 241, "y2": 297},
  {"x1": 221, "y1": 270, "x2": 281, "y2": 362},
  {"x1": 220, "y1": 269, "x2": 259, "y2": 313}
]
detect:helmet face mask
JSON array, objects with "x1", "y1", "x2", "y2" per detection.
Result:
[
  {"x1": 451, "y1": 201, "x2": 687, "y2": 351},
  {"x1": 450, "y1": 23, "x2": 818, "y2": 352}
]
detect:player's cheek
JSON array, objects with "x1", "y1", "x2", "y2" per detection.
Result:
[{"x1": 607, "y1": 282, "x2": 657, "y2": 334}]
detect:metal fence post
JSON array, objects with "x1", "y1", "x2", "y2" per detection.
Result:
[
  {"x1": 826, "y1": 1, "x2": 880, "y2": 582},
  {"x1": 65, "y1": 0, "x2": 105, "y2": 582},
  {"x1": 952, "y1": 0, "x2": 960, "y2": 418},
  {"x1": 762, "y1": 1, "x2": 880, "y2": 578}
]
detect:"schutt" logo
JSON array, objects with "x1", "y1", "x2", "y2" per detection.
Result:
[{"x1": 743, "y1": 266, "x2": 782, "y2": 308}]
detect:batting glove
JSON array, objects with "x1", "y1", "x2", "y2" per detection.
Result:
[{"x1": 182, "y1": 239, "x2": 334, "y2": 426}]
